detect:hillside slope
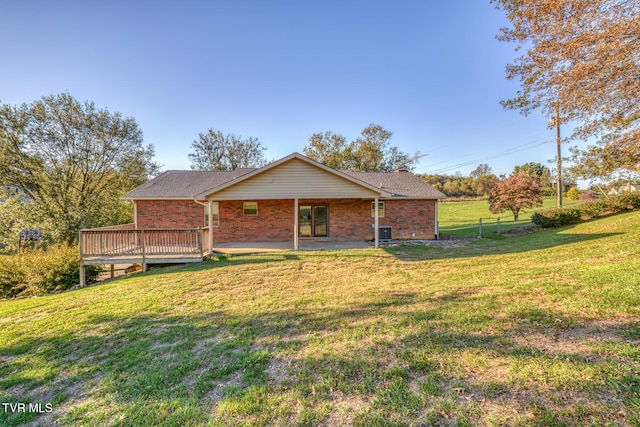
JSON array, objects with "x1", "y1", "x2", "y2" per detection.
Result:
[{"x1": 1, "y1": 212, "x2": 639, "y2": 426}]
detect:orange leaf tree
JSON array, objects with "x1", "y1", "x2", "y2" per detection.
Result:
[
  {"x1": 492, "y1": 0, "x2": 640, "y2": 177},
  {"x1": 488, "y1": 172, "x2": 544, "y2": 221}
]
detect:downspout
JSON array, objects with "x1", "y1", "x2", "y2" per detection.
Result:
[{"x1": 133, "y1": 201, "x2": 138, "y2": 229}]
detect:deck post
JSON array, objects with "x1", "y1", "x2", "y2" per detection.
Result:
[
  {"x1": 78, "y1": 229, "x2": 85, "y2": 287},
  {"x1": 141, "y1": 229, "x2": 147, "y2": 271},
  {"x1": 79, "y1": 262, "x2": 86, "y2": 287},
  {"x1": 110, "y1": 264, "x2": 115, "y2": 278},
  {"x1": 199, "y1": 228, "x2": 204, "y2": 259}
]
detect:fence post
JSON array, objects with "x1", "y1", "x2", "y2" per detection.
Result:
[
  {"x1": 478, "y1": 218, "x2": 482, "y2": 238},
  {"x1": 497, "y1": 217, "x2": 501, "y2": 235}
]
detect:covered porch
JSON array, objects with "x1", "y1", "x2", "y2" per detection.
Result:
[{"x1": 197, "y1": 154, "x2": 390, "y2": 252}]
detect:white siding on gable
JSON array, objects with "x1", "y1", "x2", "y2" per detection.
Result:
[{"x1": 209, "y1": 158, "x2": 381, "y2": 200}]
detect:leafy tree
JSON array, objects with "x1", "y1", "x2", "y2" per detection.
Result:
[
  {"x1": 493, "y1": 0, "x2": 640, "y2": 177},
  {"x1": 468, "y1": 164, "x2": 498, "y2": 196},
  {"x1": 303, "y1": 124, "x2": 419, "y2": 172},
  {"x1": 420, "y1": 167, "x2": 497, "y2": 199},
  {"x1": 0, "y1": 190, "x2": 37, "y2": 251},
  {"x1": 471, "y1": 174, "x2": 499, "y2": 197},
  {"x1": 488, "y1": 172, "x2": 543, "y2": 221},
  {"x1": 565, "y1": 187, "x2": 580, "y2": 200},
  {"x1": 513, "y1": 162, "x2": 554, "y2": 194},
  {"x1": 0, "y1": 93, "x2": 159, "y2": 244},
  {"x1": 470, "y1": 164, "x2": 493, "y2": 179},
  {"x1": 188, "y1": 129, "x2": 267, "y2": 171},
  {"x1": 303, "y1": 131, "x2": 349, "y2": 170}
]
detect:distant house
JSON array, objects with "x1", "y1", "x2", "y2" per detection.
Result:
[
  {"x1": 607, "y1": 183, "x2": 640, "y2": 196},
  {"x1": 0, "y1": 185, "x2": 29, "y2": 203},
  {"x1": 123, "y1": 152, "x2": 446, "y2": 249}
]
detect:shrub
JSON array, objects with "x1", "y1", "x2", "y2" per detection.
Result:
[
  {"x1": 0, "y1": 245, "x2": 102, "y2": 298},
  {"x1": 532, "y1": 194, "x2": 640, "y2": 228},
  {"x1": 531, "y1": 208, "x2": 581, "y2": 228},
  {"x1": 579, "y1": 200, "x2": 609, "y2": 219},
  {"x1": 565, "y1": 187, "x2": 580, "y2": 200},
  {"x1": 579, "y1": 190, "x2": 598, "y2": 201},
  {"x1": 612, "y1": 193, "x2": 640, "y2": 210}
]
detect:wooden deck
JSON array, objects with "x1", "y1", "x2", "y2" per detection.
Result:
[{"x1": 79, "y1": 226, "x2": 208, "y2": 286}]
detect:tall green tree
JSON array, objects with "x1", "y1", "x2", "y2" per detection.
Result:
[
  {"x1": 470, "y1": 164, "x2": 493, "y2": 179},
  {"x1": 303, "y1": 131, "x2": 349, "y2": 170},
  {"x1": 493, "y1": 0, "x2": 640, "y2": 177},
  {"x1": 0, "y1": 93, "x2": 159, "y2": 244},
  {"x1": 303, "y1": 123, "x2": 419, "y2": 172},
  {"x1": 188, "y1": 129, "x2": 267, "y2": 171},
  {"x1": 513, "y1": 162, "x2": 554, "y2": 194}
]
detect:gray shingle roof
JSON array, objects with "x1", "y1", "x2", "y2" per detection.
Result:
[
  {"x1": 123, "y1": 162, "x2": 446, "y2": 200},
  {"x1": 122, "y1": 169, "x2": 255, "y2": 199},
  {"x1": 341, "y1": 170, "x2": 447, "y2": 199}
]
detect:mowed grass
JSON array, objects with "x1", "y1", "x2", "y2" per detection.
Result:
[
  {"x1": 1, "y1": 212, "x2": 640, "y2": 426},
  {"x1": 439, "y1": 197, "x2": 583, "y2": 238}
]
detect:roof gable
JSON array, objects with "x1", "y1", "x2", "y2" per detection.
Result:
[
  {"x1": 195, "y1": 153, "x2": 389, "y2": 200},
  {"x1": 122, "y1": 153, "x2": 446, "y2": 201}
]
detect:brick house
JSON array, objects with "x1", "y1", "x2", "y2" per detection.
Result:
[{"x1": 122, "y1": 152, "x2": 446, "y2": 251}]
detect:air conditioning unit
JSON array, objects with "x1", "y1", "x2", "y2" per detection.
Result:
[{"x1": 378, "y1": 226, "x2": 392, "y2": 241}]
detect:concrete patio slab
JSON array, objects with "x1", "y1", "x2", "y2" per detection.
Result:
[{"x1": 213, "y1": 240, "x2": 372, "y2": 255}]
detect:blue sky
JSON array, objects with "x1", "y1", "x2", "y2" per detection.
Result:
[{"x1": 1, "y1": 1, "x2": 561, "y2": 178}]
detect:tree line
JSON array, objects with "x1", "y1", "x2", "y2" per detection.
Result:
[
  {"x1": 187, "y1": 123, "x2": 420, "y2": 173},
  {"x1": 0, "y1": 93, "x2": 419, "y2": 249},
  {"x1": 419, "y1": 162, "x2": 559, "y2": 199}
]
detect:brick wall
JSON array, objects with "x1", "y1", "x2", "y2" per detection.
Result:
[
  {"x1": 136, "y1": 200, "x2": 205, "y2": 229},
  {"x1": 213, "y1": 199, "x2": 295, "y2": 242},
  {"x1": 378, "y1": 199, "x2": 437, "y2": 240},
  {"x1": 134, "y1": 198, "x2": 438, "y2": 243}
]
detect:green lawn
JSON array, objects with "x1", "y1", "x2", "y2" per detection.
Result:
[
  {"x1": 1, "y1": 211, "x2": 639, "y2": 426},
  {"x1": 439, "y1": 196, "x2": 583, "y2": 238}
]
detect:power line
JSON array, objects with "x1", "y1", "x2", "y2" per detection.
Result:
[{"x1": 416, "y1": 137, "x2": 553, "y2": 175}]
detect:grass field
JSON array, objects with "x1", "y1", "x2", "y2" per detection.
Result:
[
  {"x1": 438, "y1": 197, "x2": 583, "y2": 238},
  {"x1": 1, "y1": 211, "x2": 639, "y2": 426}
]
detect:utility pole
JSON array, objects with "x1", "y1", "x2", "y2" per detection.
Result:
[{"x1": 554, "y1": 102, "x2": 562, "y2": 208}]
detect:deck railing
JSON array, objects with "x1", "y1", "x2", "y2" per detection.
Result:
[
  {"x1": 78, "y1": 227, "x2": 208, "y2": 287},
  {"x1": 80, "y1": 228, "x2": 205, "y2": 258}
]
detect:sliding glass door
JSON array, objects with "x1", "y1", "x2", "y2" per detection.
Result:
[{"x1": 299, "y1": 204, "x2": 328, "y2": 237}]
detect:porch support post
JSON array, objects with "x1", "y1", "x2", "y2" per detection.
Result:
[
  {"x1": 434, "y1": 200, "x2": 439, "y2": 240},
  {"x1": 374, "y1": 197, "x2": 379, "y2": 248},
  {"x1": 293, "y1": 198, "x2": 299, "y2": 251},
  {"x1": 208, "y1": 200, "x2": 214, "y2": 255}
]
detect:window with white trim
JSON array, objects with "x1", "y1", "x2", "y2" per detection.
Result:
[
  {"x1": 204, "y1": 202, "x2": 220, "y2": 227},
  {"x1": 243, "y1": 202, "x2": 258, "y2": 216},
  {"x1": 371, "y1": 201, "x2": 385, "y2": 217}
]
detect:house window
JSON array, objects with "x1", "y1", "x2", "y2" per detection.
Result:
[
  {"x1": 243, "y1": 202, "x2": 258, "y2": 216},
  {"x1": 204, "y1": 202, "x2": 219, "y2": 227},
  {"x1": 371, "y1": 201, "x2": 385, "y2": 218}
]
